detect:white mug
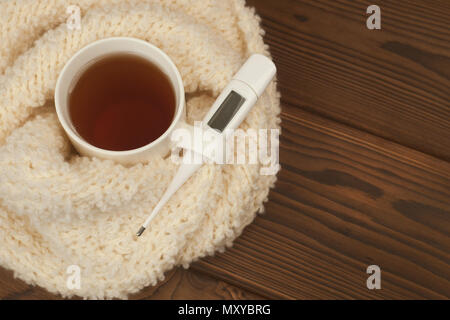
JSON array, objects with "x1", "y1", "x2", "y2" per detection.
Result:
[{"x1": 55, "y1": 37, "x2": 186, "y2": 165}]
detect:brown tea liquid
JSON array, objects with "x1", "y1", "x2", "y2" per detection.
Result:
[{"x1": 69, "y1": 53, "x2": 176, "y2": 151}]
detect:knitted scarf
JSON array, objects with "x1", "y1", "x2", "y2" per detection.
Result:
[{"x1": 0, "y1": 0, "x2": 280, "y2": 299}]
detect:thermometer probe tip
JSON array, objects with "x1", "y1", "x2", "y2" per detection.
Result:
[{"x1": 136, "y1": 226, "x2": 146, "y2": 237}]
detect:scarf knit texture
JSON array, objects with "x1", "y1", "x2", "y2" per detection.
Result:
[{"x1": 0, "y1": 0, "x2": 280, "y2": 299}]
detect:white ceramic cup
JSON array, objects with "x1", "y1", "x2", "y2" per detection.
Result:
[{"x1": 55, "y1": 37, "x2": 186, "y2": 165}]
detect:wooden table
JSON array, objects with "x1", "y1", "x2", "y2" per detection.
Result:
[{"x1": 1, "y1": 0, "x2": 449, "y2": 299}]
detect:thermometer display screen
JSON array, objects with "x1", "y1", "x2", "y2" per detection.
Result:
[{"x1": 207, "y1": 90, "x2": 246, "y2": 132}]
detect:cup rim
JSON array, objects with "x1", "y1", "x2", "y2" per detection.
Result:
[{"x1": 54, "y1": 37, "x2": 185, "y2": 157}]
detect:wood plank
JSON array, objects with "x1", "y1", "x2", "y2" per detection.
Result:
[
  {"x1": 193, "y1": 107, "x2": 450, "y2": 299},
  {"x1": 0, "y1": 266, "x2": 264, "y2": 300},
  {"x1": 247, "y1": 0, "x2": 450, "y2": 161},
  {"x1": 130, "y1": 269, "x2": 265, "y2": 300}
]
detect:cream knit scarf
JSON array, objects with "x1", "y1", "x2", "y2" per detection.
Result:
[{"x1": 0, "y1": 0, "x2": 280, "y2": 299}]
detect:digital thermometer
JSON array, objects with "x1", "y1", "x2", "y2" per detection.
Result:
[{"x1": 137, "y1": 54, "x2": 276, "y2": 236}]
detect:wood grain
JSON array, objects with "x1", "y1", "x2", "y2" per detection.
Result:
[
  {"x1": 130, "y1": 269, "x2": 264, "y2": 300},
  {"x1": 247, "y1": 0, "x2": 450, "y2": 161},
  {"x1": 193, "y1": 107, "x2": 450, "y2": 299}
]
